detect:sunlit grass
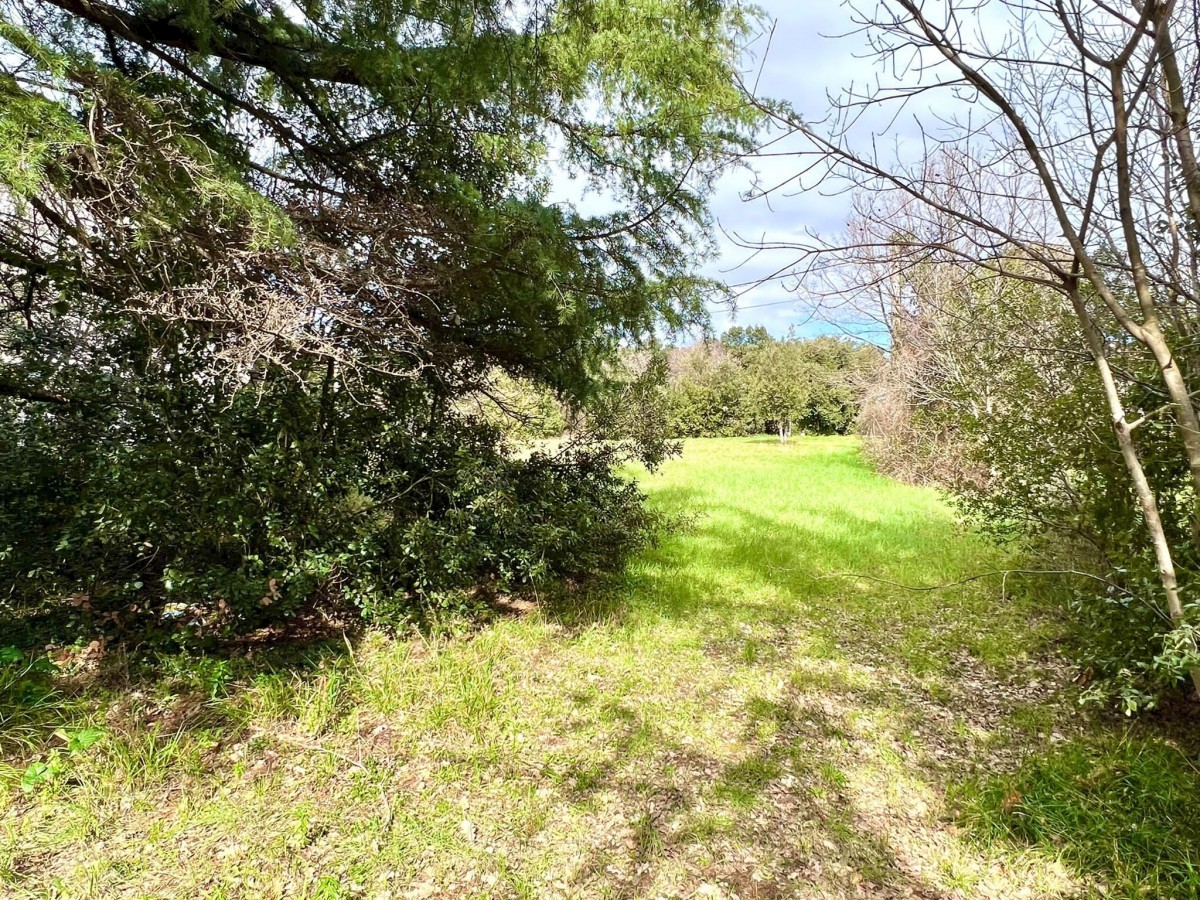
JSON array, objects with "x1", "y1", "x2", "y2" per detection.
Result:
[
  {"x1": 623, "y1": 436, "x2": 1039, "y2": 670},
  {"x1": 0, "y1": 436, "x2": 1194, "y2": 898}
]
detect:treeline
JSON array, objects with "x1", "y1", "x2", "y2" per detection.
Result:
[{"x1": 663, "y1": 328, "x2": 880, "y2": 441}]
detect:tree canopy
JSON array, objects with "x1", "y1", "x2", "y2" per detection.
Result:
[{"x1": 2, "y1": 0, "x2": 760, "y2": 401}]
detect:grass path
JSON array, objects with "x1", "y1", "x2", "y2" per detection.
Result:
[{"x1": 3, "y1": 437, "x2": 1194, "y2": 898}]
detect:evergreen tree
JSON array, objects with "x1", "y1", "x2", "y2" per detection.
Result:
[{"x1": 0, "y1": 0, "x2": 762, "y2": 638}]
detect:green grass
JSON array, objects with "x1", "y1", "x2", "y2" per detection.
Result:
[
  {"x1": 1, "y1": 436, "x2": 1198, "y2": 898},
  {"x1": 955, "y1": 736, "x2": 1200, "y2": 899}
]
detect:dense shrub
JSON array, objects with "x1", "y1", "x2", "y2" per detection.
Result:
[{"x1": 0, "y1": 358, "x2": 657, "y2": 645}]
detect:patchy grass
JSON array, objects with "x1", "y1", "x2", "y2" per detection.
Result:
[{"x1": 1, "y1": 436, "x2": 1198, "y2": 898}]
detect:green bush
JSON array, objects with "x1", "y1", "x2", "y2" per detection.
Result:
[{"x1": 0, "y1": 362, "x2": 656, "y2": 644}]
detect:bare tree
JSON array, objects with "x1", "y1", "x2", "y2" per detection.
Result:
[{"x1": 746, "y1": 0, "x2": 1200, "y2": 695}]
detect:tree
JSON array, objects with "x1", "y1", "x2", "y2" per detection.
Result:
[
  {"x1": 0, "y1": 0, "x2": 762, "y2": 638},
  {"x1": 795, "y1": 336, "x2": 880, "y2": 434},
  {"x1": 663, "y1": 341, "x2": 754, "y2": 437},
  {"x1": 849, "y1": 197, "x2": 1186, "y2": 709},
  {"x1": 745, "y1": 339, "x2": 811, "y2": 443},
  {"x1": 753, "y1": 0, "x2": 1200, "y2": 698},
  {"x1": 3, "y1": 0, "x2": 760, "y2": 399},
  {"x1": 721, "y1": 324, "x2": 772, "y2": 355}
]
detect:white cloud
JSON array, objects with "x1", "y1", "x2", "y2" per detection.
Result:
[{"x1": 547, "y1": 1, "x2": 983, "y2": 340}]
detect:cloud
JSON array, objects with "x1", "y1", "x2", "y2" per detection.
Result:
[
  {"x1": 547, "y1": 1, "x2": 979, "y2": 341},
  {"x1": 705, "y1": 1, "x2": 983, "y2": 338},
  {"x1": 700, "y1": 2, "x2": 873, "y2": 336}
]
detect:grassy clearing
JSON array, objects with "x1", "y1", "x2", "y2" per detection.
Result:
[{"x1": 2, "y1": 436, "x2": 1198, "y2": 898}]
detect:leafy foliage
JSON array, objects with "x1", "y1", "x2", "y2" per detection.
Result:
[
  {"x1": 0, "y1": 0, "x2": 760, "y2": 640},
  {"x1": 462, "y1": 372, "x2": 568, "y2": 441},
  {"x1": 662, "y1": 332, "x2": 879, "y2": 440},
  {"x1": 1, "y1": 370, "x2": 656, "y2": 641}
]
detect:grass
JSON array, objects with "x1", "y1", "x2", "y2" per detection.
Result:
[
  {"x1": 954, "y1": 737, "x2": 1200, "y2": 899},
  {"x1": 1, "y1": 435, "x2": 1198, "y2": 897}
]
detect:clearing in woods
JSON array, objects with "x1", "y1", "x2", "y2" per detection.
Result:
[{"x1": 5, "y1": 437, "x2": 1199, "y2": 898}]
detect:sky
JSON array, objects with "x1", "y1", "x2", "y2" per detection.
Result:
[
  {"x1": 548, "y1": 1, "x2": 990, "y2": 343},
  {"x1": 698, "y1": 1, "x2": 896, "y2": 340}
]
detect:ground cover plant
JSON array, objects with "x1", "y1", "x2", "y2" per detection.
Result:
[{"x1": 4, "y1": 437, "x2": 1197, "y2": 899}]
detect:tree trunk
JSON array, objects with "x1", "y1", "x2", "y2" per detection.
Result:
[
  {"x1": 1151, "y1": 5, "x2": 1200, "y2": 239},
  {"x1": 318, "y1": 357, "x2": 336, "y2": 439},
  {"x1": 1069, "y1": 287, "x2": 1200, "y2": 698}
]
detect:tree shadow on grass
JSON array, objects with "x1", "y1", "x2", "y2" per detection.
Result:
[
  {"x1": 607, "y1": 467, "x2": 1199, "y2": 896},
  {"x1": 625, "y1": 484, "x2": 1006, "y2": 662},
  {"x1": 0, "y1": 605, "x2": 357, "y2": 768},
  {"x1": 548, "y1": 678, "x2": 957, "y2": 899},
  {"x1": 522, "y1": 496, "x2": 1040, "y2": 891}
]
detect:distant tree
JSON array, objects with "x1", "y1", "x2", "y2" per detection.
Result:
[
  {"x1": 659, "y1": 331, "x2": 875, "y2": 440},
  {"x1": 721, "y1": 325, "x2": 772, "y2": 354},
  {"x1": 461, "y1": 372, "x2": 567, "y2": 441},
  {"x1": 745, "y1": 340, "x2": 811, "y2": 444},
  {"x1": 663, "y1": 341, "x2": 752, "y2": 437}
]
